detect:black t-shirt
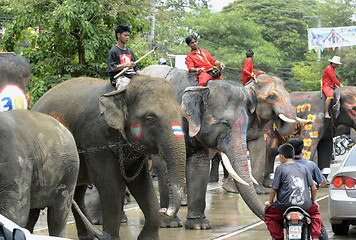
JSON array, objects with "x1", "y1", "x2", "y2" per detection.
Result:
[
  {"x1": 107, "y1": 45, "x2": 139, "y2": 84},
  {"x1": 272, "y1": 162, "x2": 314, "y2": 211}
]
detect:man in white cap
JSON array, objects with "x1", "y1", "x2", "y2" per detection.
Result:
[{"x1": 322, "y1": 56, "x2": 343, "y2": 118}]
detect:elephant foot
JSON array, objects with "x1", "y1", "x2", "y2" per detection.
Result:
[
  {"x1": 121, "y1": 211, "x2": 128, "y2": 223},
  {"x1": 254, "y1": 184, "x2": 270, "y2": 194},
  {"x1": 263, "y1": 176, "x2": 273, "y2": 188},
  {"x1": 160, "y1": 215, "x2": 183, "y2": 228},
  {"x1": 222, "y1": 177, "x2": 239, "y2": 193},
  {"x1": 184, "y1": 217, "x2": 211, "y2": 230}
]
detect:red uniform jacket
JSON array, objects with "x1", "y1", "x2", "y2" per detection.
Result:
[
  {"x1": 186, "y1": 47, "x2": 216, "y2": 77},
  {"x1": 322, "y1": 65, "x2": 341, "y2": 89},
  {"x1": 242, "y1": 58, "x2": 262, "y2": 85}
]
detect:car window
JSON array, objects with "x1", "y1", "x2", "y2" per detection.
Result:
[{"x1": 344, "y1": 147, "x2": 356, "y2": 167}]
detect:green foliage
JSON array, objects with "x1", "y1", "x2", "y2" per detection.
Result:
[
  {"x1": 1, "y1": 0, "x2": 152, "y2": 105},
  {"x1": 291, "y1": 53, "x2": 321, "y2": 91}
]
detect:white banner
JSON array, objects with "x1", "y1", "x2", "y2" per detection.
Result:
[{"x1": 307, "y1": 26, "x2": 356, "y2": 50}]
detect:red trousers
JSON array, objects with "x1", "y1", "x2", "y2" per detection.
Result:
[
  {"x1": 264, "y1": 203, "x2": 321, "y2": 240},
  {"x1": 197, "y1": 72, "x2": 222, "y2": 86}
]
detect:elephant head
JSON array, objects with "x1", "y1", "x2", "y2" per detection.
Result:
[
  {"x1": 244, "y1": 74, "x2": 299, "y2": 137},
  {"x1": 333, "y1": 87, "x2": 356, "y2": 129},
  {"x1": 181, "y1": 80, "x2": 265, "y2": 220},
  {"x1": 99, "y1": 76, "x2": 186, "y2": 218}
]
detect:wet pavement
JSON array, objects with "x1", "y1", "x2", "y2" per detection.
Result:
[{"x1": 34, "y1": 153, "x2": 356, "y2": 240}]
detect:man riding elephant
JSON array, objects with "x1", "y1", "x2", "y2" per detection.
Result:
[
  {"x1": 322, "y1": 56, "x2": 343, "y2": 119},
  {"x1": 185, "y1": 34, "x2": 225, "y2": 86}
]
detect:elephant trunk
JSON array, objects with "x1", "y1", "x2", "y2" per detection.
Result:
[
  {"x1": 217, "y1": 119, "x2": 265, "y2": 221},
  {"x1": 158, "y1": 137, "x2": 186, "y2": 219},
  {"x1": 220, "y1": 148, "x2": 265, "y2": 221}
]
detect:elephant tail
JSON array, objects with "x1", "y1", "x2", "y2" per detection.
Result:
[{"x1": 72, "y1": 200, "x2": 111, "y2": 240}]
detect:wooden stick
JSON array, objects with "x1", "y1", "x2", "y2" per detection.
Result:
[{"x1": 114, "y1": 47, "x2": 158, "y2": 79}]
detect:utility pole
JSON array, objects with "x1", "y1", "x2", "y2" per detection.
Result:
[
  {"x1": 304, "y1": 15, "x2": 322, "y2": 76},
  {"x1": 148, "y1": 0, "x2": 156, "y2": 50}
]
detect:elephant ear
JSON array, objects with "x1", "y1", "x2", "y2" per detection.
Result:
[
  {"x1": 181, "y1": 86, "x2": 209, "y2": 137},
  {"x1": 332, "y1": 90, "x2": 341, "y2": 118},
  {"x1": 99, "y1": 88, "x2": 128, "y2": 141}
]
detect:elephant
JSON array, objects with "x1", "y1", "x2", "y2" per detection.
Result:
[
  {"x1": 0, "y1": 53, "x2": 30, "y2": 111},
  {"x1": 141, "y1": 65, "x2": 302, "y2": 229},
  {"x1": 264, "y1": 87, "x2": 356, "y2": 187},
  {"x1": 0, "y1": 110, "x2": 79, "y2": 238},
  {"x1": 32, "y1": 76, "x2": 186, "y2": 240}
]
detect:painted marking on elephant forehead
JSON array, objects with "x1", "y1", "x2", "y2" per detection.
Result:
[
  {"x1": 345, "y1": 95, "x2": 356, "y2": 120},
  {"x1": 172, "y1": 122, "x2": 184, "y2": 139},
  {"x1": 257, "y1": 80, "x2": 284, "y2": 104},
  {"x1": 130, "y1": 123, "x2": 142, "y2": 141}
]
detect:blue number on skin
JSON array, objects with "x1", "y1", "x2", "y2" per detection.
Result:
[{"x1": 1, "y1": 97, "x2": 13, "y2": 111}]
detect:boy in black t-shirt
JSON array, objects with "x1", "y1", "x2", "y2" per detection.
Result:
[
  {"x1": 107, "y1": 24, "x2": 141, "y2": 89},
  {"x1": 264, "y1": 143, "x2": 321, "y2": 240}
]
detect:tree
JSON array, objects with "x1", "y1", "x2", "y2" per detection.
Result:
[{"x1": 1, "y1": 0, "x2": 153, "y2": 106}]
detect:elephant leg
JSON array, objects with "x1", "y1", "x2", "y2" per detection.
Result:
[
  {"x1": 264, "y1": 143, "x2": 279, "y2": 188},
  {"x1": 249, "y1": 136, "x2": 270, "y2": 194},
  {"x1": 185, "y1": 149, "x2": 211, "y2": 230},
  {"x1": 209, "y1": 153, "x2": 220, "y2": 182},
  {"x1": 120, "y1": 190, "x2": 127, "y2": 223},
  {"x1": 25, "y1": 208, "x2": 40, "y2": 233},
  {"x1": 126, "y1": 163, "x2": 160, "y2": 240},
  {"x1": 317, "y1": 138, "x2": 333, "y2": 170},
  {"x1": 72, "y1": 185, "x2": 92, "y2": 240},
  {"x1": 96, "y1": 176, "x2": 125, "y2": 240},
  {"x1": 47, "y1": 197, "x2": 71, "y2": 237}
]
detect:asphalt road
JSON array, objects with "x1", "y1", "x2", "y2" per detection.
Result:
[{"x1": 34, "y1": 152, "x2": 355, "y2": 239}]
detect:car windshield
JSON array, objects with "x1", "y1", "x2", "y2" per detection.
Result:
[{"x1": 344, "y1": 147, "x2": 356, "y2": 167}]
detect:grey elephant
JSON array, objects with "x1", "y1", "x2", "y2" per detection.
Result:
[
  {"x1": 0, "y1": 53, "x2": 30, "y2": 111},
  {"x1": 264, "y1": 87, "x2": 356, "y2": 187},
  {"x1": 0, "y1": 110, "x2": 79, "y2": 238},
  {"x1": 32, "y1": 76, "x2": 186, "y2": 240},
  {"x1": 141, "y1": 65, "x2": 303, "y2": 229}
]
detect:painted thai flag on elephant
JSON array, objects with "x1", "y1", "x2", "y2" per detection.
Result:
[{"x1": 172, "y1": 122, "x2": 184, "y2": 139}]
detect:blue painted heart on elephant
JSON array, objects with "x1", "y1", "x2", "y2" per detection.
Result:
[{"x1": 130, "y1": 123, "x2": 142, "y2": 141}]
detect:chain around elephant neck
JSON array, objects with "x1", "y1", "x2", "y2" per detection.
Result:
[{"x1": 119, "y1": 148, "x2": 145, "y2": 182}]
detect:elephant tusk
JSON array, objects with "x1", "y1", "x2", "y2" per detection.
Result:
[
  {"x1": 278, "y1": 113, "x2": 296, "y2": 123},
  {"x1": 248, "y1": 158, "x2": 259, "y2": 185},
  {"x1": 221, "y1": 152, "x2": 249, "y2": 186},
  {"x1": 296, "y1": 117, "x2": 313, "y2": 123}
]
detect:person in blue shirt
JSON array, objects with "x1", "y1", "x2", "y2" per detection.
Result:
[{"x1": 287, "y1": 137, "x2": 328, "y2": 240}]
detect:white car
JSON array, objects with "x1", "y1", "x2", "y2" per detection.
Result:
[
  {"x1": 0, "y1": 214, "x2": 72, "y2": 240},
  {"x1": 328, "y1": 145, "x2": 356, "y2": 235}
]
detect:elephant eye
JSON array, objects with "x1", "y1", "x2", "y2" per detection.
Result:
[
  {"x1": 144, "y1": 113, "x2": 157, "y2": 124},
  {"x1": 220, "y1": 119, "x2": 230, "y2": 127},
  {"x1": 267, "y1": 93, "x2": 277, "y2": 101}
]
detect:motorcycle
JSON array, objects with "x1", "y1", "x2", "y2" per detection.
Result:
[{"x1": 283, "y1": 206, "x2": 311, "y2": 240}]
